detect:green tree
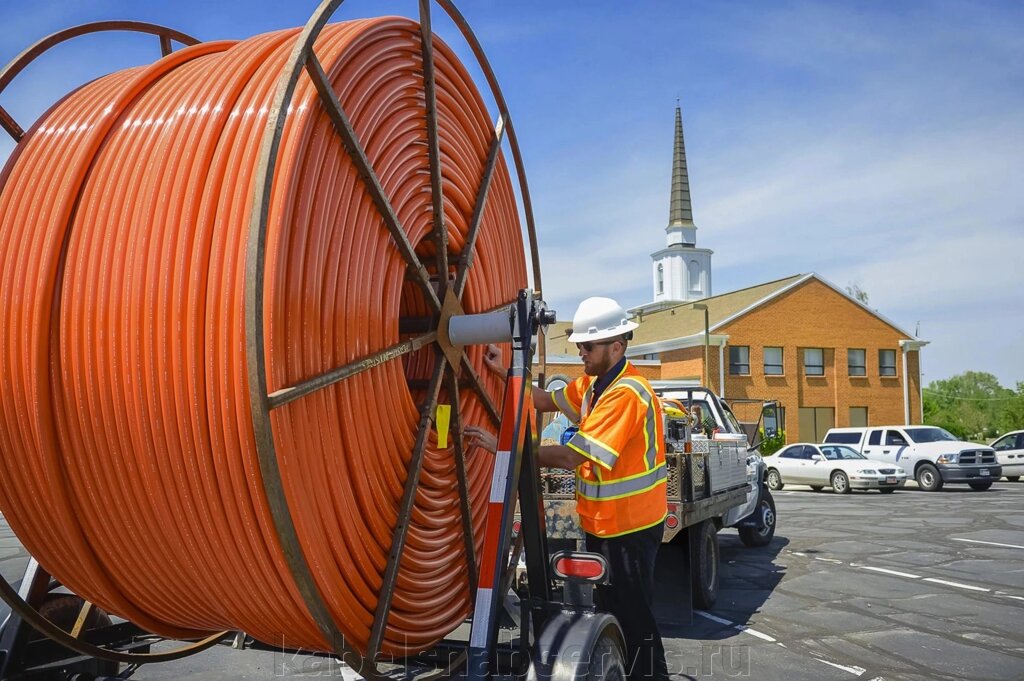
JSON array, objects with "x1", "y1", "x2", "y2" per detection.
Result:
[{"x1": 923, "y1": 371, "x2": 1016, "y2": 440}]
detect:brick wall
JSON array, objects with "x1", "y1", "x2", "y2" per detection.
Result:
[{"x1": 712, "y1": 279, "x2": 920, "y2": 443}]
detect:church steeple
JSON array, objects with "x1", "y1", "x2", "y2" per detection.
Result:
[
  {"x1": 632, "y1": 103, "x2": 713, "y2": 314},
  {"x1": 668, "y1": 104, "x2": 694, "y2": 227}
]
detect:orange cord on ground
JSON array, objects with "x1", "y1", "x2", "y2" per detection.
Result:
[{"x1": 0, "y1": 17, "x2": 526, "y2": 656}]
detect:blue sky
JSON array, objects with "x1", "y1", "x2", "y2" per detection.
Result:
[{"x1": 1, "y1": 1, "x2": 1022, "y2": 387}]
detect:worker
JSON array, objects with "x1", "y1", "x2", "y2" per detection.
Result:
[{"x1": 464, "y1": 296, "x2": 669, "y2": 681}]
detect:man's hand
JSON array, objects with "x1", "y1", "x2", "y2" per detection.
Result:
[
  {"x1": 483, "y1": 344, "x2": 505, "y2": 377},
  {"x1": 463, "y1": 425, "x2": 498, "y2": 454}
]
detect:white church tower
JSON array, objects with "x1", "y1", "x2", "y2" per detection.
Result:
[{"x1": 633, "y1": 106, "x2": 712, "y2": 315}]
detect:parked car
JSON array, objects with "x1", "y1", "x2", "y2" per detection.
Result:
[
  {"x1": 823, "y1": 426, "x2": 1001, "y2": 492},
  {"x1": 990, "y1": 430, "x2": 1024, "y2": 482},
  {"x1": 762, "y1": 443, "x2": 907, "y2": 494}
]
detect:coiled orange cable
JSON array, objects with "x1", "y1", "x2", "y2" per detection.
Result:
[{"x1": 0, "y1": 17, "x2": 525, "y2": 656}]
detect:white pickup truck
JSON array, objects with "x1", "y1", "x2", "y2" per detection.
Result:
[{"x1": 823, "y1": 425, "x2": 1001, "y2": 491}]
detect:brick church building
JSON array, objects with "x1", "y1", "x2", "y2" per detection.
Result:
[{"x1": 538, "y1": 107, "x2": 926, "y2": 444}]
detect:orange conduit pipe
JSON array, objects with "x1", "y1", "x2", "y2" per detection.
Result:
[{"x1": 0, "y1": 17, "x2": 526, "y2": 656}]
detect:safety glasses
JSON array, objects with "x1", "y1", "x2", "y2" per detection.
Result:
[{"x1": 576, "y1": 339, "x2": 617, "y2": 352}]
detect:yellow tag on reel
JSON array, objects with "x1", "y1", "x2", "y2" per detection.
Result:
[{"x1": 435, "y1": 404, "x2": 451, "y2": 448}]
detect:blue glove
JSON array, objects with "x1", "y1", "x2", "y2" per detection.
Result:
[{"x1": 559, "y1": 426, "x2": 579, "y2": 446}]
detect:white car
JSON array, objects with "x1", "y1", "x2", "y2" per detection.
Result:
[
  {"x1": 763, "y1": 443, "x2": 908, "y2": 494},
  {"x1": 990, "y1": 430, "x2": 1024, "y2": 482}
]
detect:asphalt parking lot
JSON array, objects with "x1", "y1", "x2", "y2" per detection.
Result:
[
  {"x1": 657, "y1": 480, "x2": 1024, "y2": 681},
  {"x1": 2, "y1": 480, "x2": 1023, "y2": 680}
]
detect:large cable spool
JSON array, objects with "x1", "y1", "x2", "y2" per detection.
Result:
[{"x1": 0, "y1": 0, "x2": 541, "y2": 670}]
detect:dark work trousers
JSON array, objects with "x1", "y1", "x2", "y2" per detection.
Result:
[{"x1": 586, "y1": 524, "x2": 669, "y2": 681}]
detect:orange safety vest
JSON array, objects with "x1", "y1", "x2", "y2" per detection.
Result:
[{"x1": 552, "y1": 362, "x2": 667, "y2": 537}]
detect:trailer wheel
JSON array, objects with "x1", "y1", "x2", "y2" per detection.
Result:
[
  {"x1": 32, "y1": 594, "x2": 119, "y2": 676},
  {"x1": 691, "y1": 520, "x2": 719, "y2": 610},
  {"x1": 584, "y1": 632, "x2": 627, "y2": 681},
  {"x1": 968, "y1": 481, "x2": 993, "y2": 491},
  {"x1": 739, "y1": 489, "x2": 776, "y2": 548}
]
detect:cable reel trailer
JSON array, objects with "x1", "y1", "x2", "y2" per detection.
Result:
[{"x1": 0, "y1": 2, "x2": 627, "y2": 679}]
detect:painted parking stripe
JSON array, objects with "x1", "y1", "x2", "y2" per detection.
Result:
[
  {"x1": 734, "y1": 624, "x2": 776, "y2": 642},
  {"x1": 857, "y1": 565, "x2": 922, "y2": 579},
  {"x1": 695, "y1": 610, "x2": 732, "y2": 626},
  {"x1": 952, "y1": 537, "x2": 1024, "y2": 550},
  {"x1": 815, "y1": 657, "x2": 867, "y2": 675},
  {"x1": 922, "y1": 577, "x2": 989, "y2": 592},
  {"x1": 695, "y1": 611, "x2": 776, "y2": 642}
]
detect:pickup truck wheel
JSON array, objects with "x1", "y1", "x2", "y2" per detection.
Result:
[
  {"x1": 878, "y1": 488, "x2": 896, "y2": 494},
  {"x1": 968, "y1": 481, "x2": 993, "y2": 491},
  {"x1": 1006, "y1": 476, "x2": 1020, "y2": 482},
  {"x1": 739, "y1": 490, "x2": 776, "y2": 548},
  {"x1": 831, "y1": 471, "x2": 851, "y2": 494},
  {"x1": 766, "y1": 469, "x2": 784, "y2": 491},
  {"x1": 916, "y1": 463, "x2": 943, "y2": 491},
  {"x1": 691, "y1": 520, "x2": 719, "y2": 609}
]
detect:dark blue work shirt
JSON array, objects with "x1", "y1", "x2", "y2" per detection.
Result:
[{"x1": 590, "y1": 356, "x2": 627, "y2": 410}]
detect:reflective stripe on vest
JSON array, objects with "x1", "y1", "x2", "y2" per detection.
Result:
[
  {"x1": 615, "y1": 377, "x2": 659, "y2": 470},
  {"x1": 577, "y1": 464, "x2": 667, "y2": 500},
  {"x1": 566, "y1": 430, "x2": 619, "y2": 469},
  {"x1": 552, "y1": 388, "x2": 581, "y2": 424}
]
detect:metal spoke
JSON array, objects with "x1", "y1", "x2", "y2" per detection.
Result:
[
  {"x1": 419, "y1": 0, "x2": 448, "y2": 298},
  {"x1": 444, "y1": 364, "x2": 478, "y2": 596},
  {"x1": 368, "y1": 356, "x2": 446, "y2": 660},
  {"x1": 453, "y1": 114, "x2": 505, "y2": 298},
  {"x1": 159, "y1": 35, "x2": 173, "y2": 57},
  {"x1": 305, "y1": 53, "x2": 441, "y2": 313},
  {"x1": 267, "y1": 332, "x2": 437, "y2": 410},
  {"x1": 460, "y1": 353, "x2": 501, "y2": 426},
  {"x1": 0, "y1": 105, "x2": 22, "y2": 142},
  {"x1": 500, "y1": 530, "x2": 524, "y2": 597}
]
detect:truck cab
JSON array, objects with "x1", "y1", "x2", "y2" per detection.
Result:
[{"x1": 823, "y1": 425, "x2": 1001, "y2": 491}]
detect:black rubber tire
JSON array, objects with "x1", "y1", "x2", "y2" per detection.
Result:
[
  {"x1": 1006, "y1": 476, "x2": 1020, "y2": 482},
  {"x1": 809, "y1": 485, "x2": 823, "y2": 492},
  {"x1": 878, "y1": 487, "x2": 897, "y2": 494},
  {"x1": 584, "y1": 632, "x2": 627, "y2": 681},
  {"x1": 831, "y1": 471, "x2": 851, "y2": 494},
  {"x1": 766, "y1": 468, "x2": 784, "y2": 491},
  {"x1": 969, "y1": 481, "x2": 993, "y2": 491},
  {"x1": 691, "y1": 520, "x2": 720, "y2": 609},
  {"x1": 33, "y1": 594, "x2": 119, "y2": 676},
  {"x1": 916, "y1": 463, "x2": 943, "y2": 491},
  {"x1": 739, "y1": 489, "x2": 777, "y2": 548}
]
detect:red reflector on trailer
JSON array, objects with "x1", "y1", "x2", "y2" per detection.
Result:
[
  {"x1": 665, "y1": 514, "x2": 679, "y2": 529},
  {"x1": 554, "y1": 557, "x2": 605, "y2": 580},
  {"x1": 511, "y1": 520, "x2": 521, "y2": 535}
]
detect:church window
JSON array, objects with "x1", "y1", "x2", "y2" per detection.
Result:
[
  {"x1": 688, "y1": 260, "x2": 701, "y2": 291},
  {"x1": 657, "y1": 264, "x2": 664, "y2": 294}
]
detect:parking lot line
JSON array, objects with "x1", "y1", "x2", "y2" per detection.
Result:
[
  {"x1": 695, "y1": 610, "x2": 777, "y2": 642},
  {"x1": 921, "y1": 577, "x2": 989, "y2": 592},
  {"x1": 856, "y1": 565, "x2": 921, "y2": 579},
  {"x1": 952, "y1": 537, "x2": 1024, "y2": 550},
  {"x1": 815, "y1": 657, "x2": 867, "y2": 676}
]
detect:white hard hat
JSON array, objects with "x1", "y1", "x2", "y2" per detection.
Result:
[{"x1": 567, "y1": 297, "x2": 639, "y2": 342}]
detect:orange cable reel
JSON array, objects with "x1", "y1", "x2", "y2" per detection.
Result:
[{"x1": 0, "y1": 9, "x2": 530, "y2": 661}]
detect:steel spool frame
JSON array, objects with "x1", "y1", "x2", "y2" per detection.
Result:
[
  {"x1": 0, "y1": 1, "x2": 545, "y2": 678},
  {"x1": 245, "y1": 0, "x2": 544, "y2": 677}
]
